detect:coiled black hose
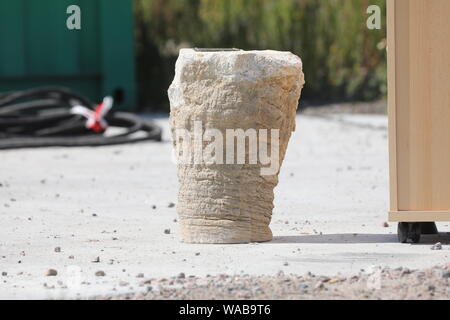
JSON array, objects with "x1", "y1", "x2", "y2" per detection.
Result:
[{"x1": 0, "y1": 87, "x2": 162, "y2": 149}]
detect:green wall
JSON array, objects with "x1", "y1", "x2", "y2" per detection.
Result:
[{"x1": 0, "y1": 0, "x2": 136, "y2": 110}]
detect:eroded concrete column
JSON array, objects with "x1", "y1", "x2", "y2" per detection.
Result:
[{"x1": 169, "y1": 49, "x2": 304, "y2": 244}]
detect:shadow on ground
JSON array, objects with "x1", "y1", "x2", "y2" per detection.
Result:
[{"x1": 272, "y1": 233, "x2": 450, "y2": 245}]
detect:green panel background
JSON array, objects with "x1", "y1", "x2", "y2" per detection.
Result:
[{"x1": 0, "y1": 0, "x2": 136, "y2": 110}]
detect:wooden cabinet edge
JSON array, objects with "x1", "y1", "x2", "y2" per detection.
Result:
[
  {"x1": 387, "y1": 0, "x2": 398, "y2": 211},
  {"x1": 390, "y1": 211, "x2": 450, "y2": 222}
]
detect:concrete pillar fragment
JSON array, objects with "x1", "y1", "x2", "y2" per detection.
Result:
[{"x1": 169, "y1": 49, "x2": 304, "y2": 243}]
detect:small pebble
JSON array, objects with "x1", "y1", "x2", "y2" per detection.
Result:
[
  {"x1": 431, "y1": 243, "x2": 443, "y2": 251},
  {"x1": 382, "y1": 222, "x2": 389, "y2": 228},
  {"x1": 314, "y1": 282, "x2": 324, "y2": 290},
  {"x1": 45, "y1": 269, "x2": 58, "y2": 276},
  {"x1": 1, "y1": 272, "x2": 7, "y2": 276},
  {"x1": 95, "y1": 271, "x2": 105, "y2": 277},
  {"x1": 168, "y1": 202, "x2": 175, "y2": 208},
  {"x1": 91, "y1": 257, "x2": 100, "y2": 263},
  {"x1": 178, "y1": 272, "x2": 186, "y2": 279},
  {"x1": 328, "y1": 278, "x2": 341, "y2": 284},
  {"x1": 401, "y1": 268, "x2": 411, "y2": 276},
  {"x1": 136, "y1": 273, "x2": 144, "y2": 278},
  {"x1": 164, "y1": 229, "x2": 171, "y2": 234},
  {"x1": 299, "y1": 283, "x2": 309, "y2": 290},
  {"x1": 54, "y1": 247, "x2": 61, "y2": 253}
]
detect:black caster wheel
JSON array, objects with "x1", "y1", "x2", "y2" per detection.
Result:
[
  {"x1": 420, "y1": 222, "x2": 438, "y2": 235},
  {"x1": 398, "y1": 222, "x2": 421, "y2": 243}
]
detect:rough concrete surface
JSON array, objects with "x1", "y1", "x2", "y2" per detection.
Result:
[{"x1": 0, "y1": 113, "x2": 449, "y2": 299}]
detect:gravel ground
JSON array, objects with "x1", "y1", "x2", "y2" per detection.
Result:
[
  {"x1": 98, "y1": 264, "x2": 450, "y2": 300},
  {"x1": 2, "y1": 108, "x2": 450, "y2": 299}
]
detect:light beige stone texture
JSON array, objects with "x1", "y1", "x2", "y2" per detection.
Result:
[{"x1": 169, "y1": 49, "x2": 304, "y2": 243}]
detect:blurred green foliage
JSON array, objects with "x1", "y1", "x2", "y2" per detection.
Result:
[{"x1": 134, "y1": 0, "x2": 387, "y2": 110}]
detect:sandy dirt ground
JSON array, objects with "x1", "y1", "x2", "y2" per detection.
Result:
[
  {"x1": 1, "y1": 112, "x2": 449, "y2": 299},
  {"x1": 99, "y1": 264, "x2": 450, "y2": 300}
]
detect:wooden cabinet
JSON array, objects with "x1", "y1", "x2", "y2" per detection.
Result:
[{"x1": 387, "y1": 0, "x2": 450, "y2": 228}]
